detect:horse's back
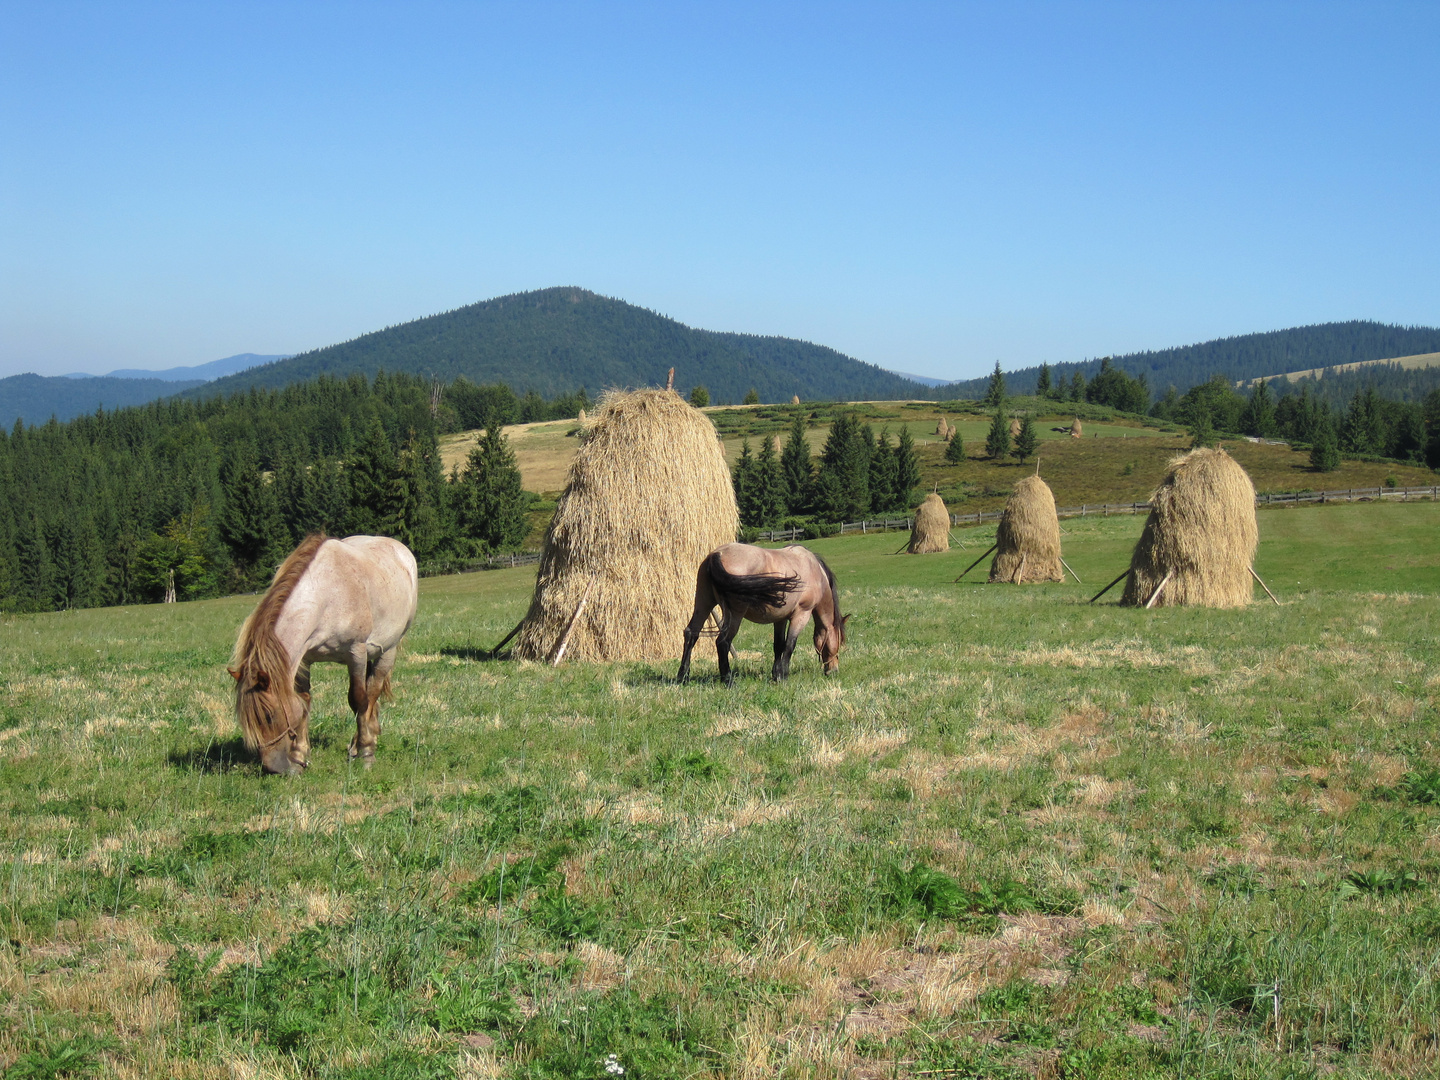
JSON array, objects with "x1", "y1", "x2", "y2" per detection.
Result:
[{"x1": 283, "y1": 537, "x2": 417, "y2": 658}]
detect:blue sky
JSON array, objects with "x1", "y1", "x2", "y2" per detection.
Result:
[{"x1": 2, "y1": 1, "x2": 1437, "y2": 380}]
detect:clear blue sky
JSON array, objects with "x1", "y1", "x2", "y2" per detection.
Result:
[{"x1": 3, "y1": 1, "x2": 1437, "y2": 380}]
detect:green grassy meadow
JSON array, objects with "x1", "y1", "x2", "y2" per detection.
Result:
[{"x1": 2, "y1": 502, "x2": 1439, "y2": 1078}]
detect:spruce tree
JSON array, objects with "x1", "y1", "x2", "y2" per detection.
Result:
[
  {"x1": 780, "y1": 415, "x2": 812, "y2": 514},
  {"x1": 1012, "y1": 414, "x2": 1038, "y2": 464},
  {"x1": 743, "y1": 388, "x2": 760, "y2": 405},
  {"x1": 985, "y1": 410, "x2": 1011, "y2": 459},
  {"x1": 394, "y1": 432, "x2": 444, "y2": 558},
  {"x1": 733, "y1": 439, "x2": 762, "y2": 527},
  {"x1": 1035, "y1": 363, "x2": 1052, "y2": 398},
  {"x1": 1189, "y1": 408, "x2": 1217, "y2": 449},
  {"x1": 754, "y1": 435, "x2": 787, "y2": 525},
  {"x1": 1310, "y1": 418, "x2": 1340, "y2": 471},
  {"x1": 1069, "y1": 371, "x2": 1086, "y2": 402},
  {"x1": 868, "y1": 430, "x2": 900, "y2": 514},
  {"x1": 347, "y1": 418, "x2": 400, "y2": 536},
  {"x1": 894, "y1": 426, "x2": 921, "y2": 504},
  {"x1": 984, "y1": 361, "x2": 1007, "y2": 407},
  {"x1": 219, "y1": 442, "x2": 286, "y2": 584},
  {"x1": 454, "y1": 424, "x2": 529, "y2": 554},
  {"x1": 1241, "y1": 379, "x2": 1277, "y2": 437},
  {"x1": 690, "y1": 385, "x2": 711, "y2": 408},
  {"x1": 945, "y1": 427, "x2": 966, "y2": 464},
  {"x1": 813, "y1": 413, "x2": 870, "y2": 520}
]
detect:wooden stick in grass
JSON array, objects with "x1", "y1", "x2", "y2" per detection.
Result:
[
  {"x1": 1249, "y1": 565, "x2": 1280, "y2": 606},
  {"x1": 548, "y1": 582, "x2": 594, "y2": 666},
  {"x1": 488, "y1": 618, "x2": 525, "y2": 656},
  {"x1": 1059, "y1": 556, "x2": 1082, "y2": 584},
  {"x1": 1089, "y1": 568, "x2": 1129, "y2": 603},
  {"x1": 954, "y1": 542, "x2": 998, "y2": 581},
  {"x1": 1145, "y1": 570, "x2": 1173, "y2": 609}
]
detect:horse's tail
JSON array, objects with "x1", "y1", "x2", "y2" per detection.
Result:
[{"x1": 703, "y1": 550, "x2": 802, "y2": 609}]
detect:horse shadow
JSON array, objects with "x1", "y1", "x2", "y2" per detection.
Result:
[{"x1": 168, "y1": 737, "x2": 251, "y2": 773}]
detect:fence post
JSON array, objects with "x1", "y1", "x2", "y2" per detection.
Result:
[{"x1": 1081, "y1": 504, "x2": 1085, "y2": 517}]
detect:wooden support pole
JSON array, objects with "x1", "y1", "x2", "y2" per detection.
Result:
[
  {"x1": 1012, "y1": 554, "x2": 1027, "y2": 584},
  {"x1": 954, "y1": 542, "x2": 998, "y2": 581},
  {"x1": 1089, "y1": 567, "x2": 1129, "y2": 603},
  {"x1": 1249, "y1": 565, "x2": 1281, "y2": 606},
  {"x1": 1144, "y1": 570, "x2": 1173, "y2": 610},
  {"x1": 1059, "y1": 556, "x2": 1082, "y2": 584},
  {"x1": 488, "y1": 618, "x2": 525, "y2": 656},
  {"x1": 548, "y1": 582, "x2": 594, "y2": 666}
]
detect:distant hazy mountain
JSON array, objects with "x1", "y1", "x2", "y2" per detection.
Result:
[
  {"x1": 191, "y1": 287, "x2": 936, "y2": 404},
  {"x1": 1, "y1": 373, "x2": 205, "y2": 427},
  {"x1": 885, "y1": 369, "x2": 952, "y2": 388},
  {"x1": 63, "y1": 352, "x2": 289, "y2": 382}
]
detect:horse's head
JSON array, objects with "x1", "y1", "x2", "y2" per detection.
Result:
[
  {"x1": 230, "y1": 665, "x2": 311, "y2": 775},
  {"x1": 815, "y1": 613, "x2": 849, "y2": 675}
]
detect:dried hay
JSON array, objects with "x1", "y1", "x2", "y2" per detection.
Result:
[
  {"x1": 791, "y1": 394, "x2": 801, "y2": 405},
  {"x1": 1009, "y1": 416, "x2": 1022, "y2": 438},
  {"x1": 577, "y1": 408, "x2": 586, "y2": 423},
  {"x1": 990, "y1": 475, "x2": 1064, "y2": 583},
  {"x1": 513, "y1": 388, "x2": 740, "y2": 661},
  {"x1": 908, "y1": 492, "x2": 950, "y2": 553},
  {"x1": 935, "y1": 418, "x2": 948, "y2": 438},
  {"x1": 772, "y1": 434, "x2": 783, "y2": 454},
  {"x1": 1121, "y1": 446, "x2": 1256, "y2": 608},
  {"x1": 1070, "y1": 417, "x2": 1082, "y2": 439}
]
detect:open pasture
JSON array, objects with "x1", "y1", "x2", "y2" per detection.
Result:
[{"x1": 2, "y1": 502, "x2": 1438, "y2": 1078}]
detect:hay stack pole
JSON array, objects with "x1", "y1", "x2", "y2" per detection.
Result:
[
  {"x1": 1120, "y1": 447, "x2": 1257, "y2": 609},
  {"x1": 907, "y1": 492, "x2": 950, "y2": 553},
  {"x1": 989, "y1": 475, "x2": 1064, "y2": 583},
  {"x1": 1070, "y1": 418, "x2": 1083, "y2": 439},
  {"x1": 513, "y1": 387, "x2": 740, "y2": 662}
]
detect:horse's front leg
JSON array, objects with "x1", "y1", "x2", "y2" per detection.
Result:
[
  {"x1": 346, "y1": 645, "x2": 377, "y2": 764},
  {"x1": 784, "y1": 607, "x2": 814, "y2": 679}
]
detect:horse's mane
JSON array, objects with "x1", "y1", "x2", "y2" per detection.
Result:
[
  {"x1": 812, "y1": 551, "x2": 843, "y2": 632},
  {"x1": 231, "y1": 533, "x2": 328, "y2": 747}
]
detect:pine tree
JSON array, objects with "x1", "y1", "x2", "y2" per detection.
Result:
[
  {"x1": 780, "y1": 415, "x2": 813, "y2": 514},
  {"x1": 1310, "y1": 418, "x2": 1340, "y2": 471},
  {"x1": 219, "y1": 442, "x2": 286, "y2": 583},
  {"x1": 1426, "y1": 415, "x2": 1440, "y2": 470},
  {"x1": 1241, "y1": 379, "x2": 1277, "y2": 437},
  {"x1": 894, "y1": 426, "x2": 921, "y2": 504},
  {"x1": 1012, "y1": 414, "x2": 1038, "y2": 464},
  {"x1": 945, "y1": 427, "x2": 966, "y2": 464},
  {"x1": 690, "y1": 385, "x2": 710, "y2": 408},
  {"x1": 754, "y1": 435, "x2": 787, "y2": 525},
  {"x1": 1069, "y1": 371, "x2": 1086, "y2": 402},
  {"x1": 1035, "y1": 362, "x2": 1052, "y2": 398},
  {"x1": 813, "y1": 413, "x2": 870, "y2": 520},
  {"x1": 985, "y1": 410, "x2": 1011, "y2": 459},
  {"x1": 733, "y1": 439, "x2": 762, "y2": 527},
  {"x1": 743, "y1": 388, "x2": 760, "y2": 405},
  {"x1": 347, "y1": 418, "x2": 400, "y2": 535},
  {"x1": 453, "y1": 424, "x2": 529, "y2": 554},
  {"x1": 868, "y1": 430, "x2": 900, "y2": 514},
  {"x1": 1340, "y1": 386, "x2": 1385, "y2": 454},
  {"x1": 984, "y1": 361, "x2": 1007, "y2": 407},
  {"x1": 1189, "y1": 408, "x2": 1217, "y2": 449},
  {"x1": 393, "y1": 431, "x2": 444, "y2": 558}
]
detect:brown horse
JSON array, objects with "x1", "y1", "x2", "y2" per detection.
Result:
[
  {"x1": 229, "y1": 534, "x2": 418, "y2": 774},
  {"x1": 678, "y1": 542, "x2": 847, "y2": 685}
]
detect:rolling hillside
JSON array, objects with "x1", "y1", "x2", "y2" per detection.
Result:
[
  {"x1": 189, "y1": 287, "x2": 936, "y2": 404},
  {"x1": 0, "y1": 372, "x2": 205, "y2": 427}
]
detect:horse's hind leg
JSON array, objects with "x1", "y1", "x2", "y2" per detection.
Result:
[
  {"x1": 716, "y1": 609, "x2": 744, "y2": 687},
  {"x1": 677, "y1": 565, "x2": 717, "y2": 683},
  {"x1": 349, "y1": 645, "x2": 396, "y2": 763}
]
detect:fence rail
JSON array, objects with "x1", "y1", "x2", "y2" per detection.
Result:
[{"x1": 417, "y1": 550, "x2": 541, "y2": 578}]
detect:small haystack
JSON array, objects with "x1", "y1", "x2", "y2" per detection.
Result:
[
  {"x1": 513, "y1": 388, "x2": 740, "y2": 662},
  {"x1": 578, "y1": 408, "x2": 587, "y2": 423},
  {"x1": 791, "y1": 395, "x2": 801, "y2": 405},
  {"x1": 1009, "y1": 417, "x2": 1022, "y2": 439},
  {"x1": 935, "y1": 418, "x2": 948, "y2": 438},
  {"x1": 908, "y1": 493, "x2": 950, "y2": 553},
  {"x1": 1121, "y1": 447, "x2": 1256, "y2": 609},
  {"x1": 772, "y1": 434, "x2": 783, "y2": 454},
  {"x1": 989, "y1": 475, "x2": 1064, "y2": 583},
  {"x1": 1070, "y1": 418, "x2": 1082, "y2": 439}
]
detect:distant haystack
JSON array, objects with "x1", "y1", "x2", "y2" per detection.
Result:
[
  {"x1": 908, "y1": 493, "x2": 950, "y2": 553},
  {"x1": 578, "y1": 408, "x2": 587, "y2": 423},
  {"x1": 935, "y1": 418, "x2": 948, "y2": 438},
  {"x1": 1009, "y1": 417, "x2": 1022, "y2": 438},
  {"x1": 791, "y1": 395, "x2": 801, "y2": 405},
  {"x1": 1121, "y1": 447, "x2": 1256, "y2": 609},
  {"x1": 1070, "y1": 418, "x2": 1082, "y2": 439},
  {"x1": 513, "y1": 388, "x2": 740, "y2": 662},
  {"x1": 772, "y1": 433, "x2": 783, "y2": 454},
  {"x1": 989, "y1": 476, "x2": 1064, "y2": 583}
]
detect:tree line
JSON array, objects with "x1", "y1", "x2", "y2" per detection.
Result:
[
  {"x1": 731, "y1": 413, "x2": 922, "y2": 528},
  {"x1": 0, "y1": 372, "x2": 541, "y2": 614}
]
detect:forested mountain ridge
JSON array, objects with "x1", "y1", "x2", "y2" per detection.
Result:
[
  {"x1": 188, "y1": 287, "x2": 936, "y2": 404},
  {"x1": 944, "y1": 321, "x2": 1440, "y2": 400},
  {"x1": 0, "y1": 372, "x2": 207, "y2": 427}
]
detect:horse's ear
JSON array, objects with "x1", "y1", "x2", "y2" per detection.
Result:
[
  {"x1": 227, "y1": 667, "x2": 241, "y2": 681},
  {"x1": 253, "y1": 670, "x2": 270, "y2": 691},
  {"x1": 842, "y1": 614, "x2": 851, "y2": 626}
]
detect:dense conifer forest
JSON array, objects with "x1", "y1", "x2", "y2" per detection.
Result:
[{"x1": 0, "y1": 373, "x2": 551, "y2": 614}]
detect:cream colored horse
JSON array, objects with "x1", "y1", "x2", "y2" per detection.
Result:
[
  {"x1": 678, "y1": 542, "x2": 847, "y2": 685},
  {"x1": 229, "y1": 534, "x2": 418, "y2": 774}
]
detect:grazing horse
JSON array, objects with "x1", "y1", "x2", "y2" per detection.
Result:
[
  {"x1": 678, "y1": 542, "x2": 847, "y2": 685},
  {"x1": 229, "y1": 534, "x2": 418, "y2": 774}
]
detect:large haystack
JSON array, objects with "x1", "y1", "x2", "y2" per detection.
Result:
[
  {"x1": 908, "y1": 493, "x2": 950, "y2": 553},
  {"x1": 1070, "y1": 418, "x2": 1082, "y2": 439},
  {"x1": 1121, "y1": 447, "x2": 1256, "y2": 608},
  {"x1": 935, "y1": 418, "x2": 948, "y2": 438},
  {"x1": 513, "y1": 388, "x2": 740, "y2": 661},
  {"x1": 989, "y1": 475, "x2": 1064, "y2": 583}
]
